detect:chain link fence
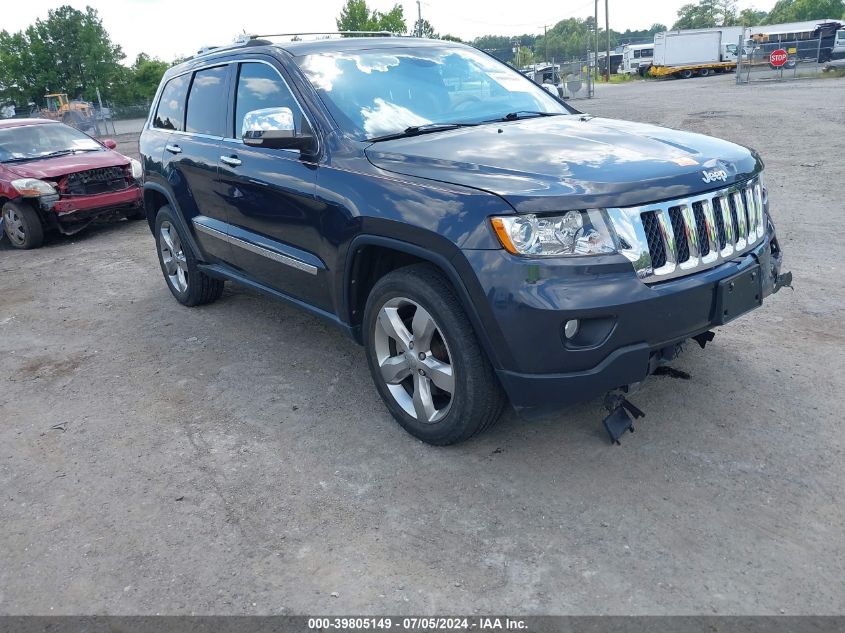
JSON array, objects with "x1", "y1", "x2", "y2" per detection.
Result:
[
  {"x1": 0, "y1": 101, "x2": 151, "y2": 137},
  {"x1": 558, "y1": 59, "x2": 593, "y2": 100},
  {"x1": 737, "y1": 35, "x2": 828, "y2": 83},
  {"x1": 523, "y1": 59, "x2": 594, "y2": 101}
]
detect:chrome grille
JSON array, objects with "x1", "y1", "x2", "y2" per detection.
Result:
[{"x1": 607, "y1": 178, "x2": 766, "y2": 283}]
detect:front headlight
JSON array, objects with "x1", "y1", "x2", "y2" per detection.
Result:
[
  {"x1": 490, "y1": 209, "x2": 617, "y2": 257},
  {"x1": 11, "y1": 178, "x2": 57, "y2": 197},
  {"x1": 129, "y1": 158, "x2": 143, "y2": 180}
]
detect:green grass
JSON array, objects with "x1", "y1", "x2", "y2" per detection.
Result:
[
  {"x1": 594, "y1": 73, "x2": 647, "y2": 84},
  {"x1": 821, "y1": 66, "x2": 845, "y2": 78}
]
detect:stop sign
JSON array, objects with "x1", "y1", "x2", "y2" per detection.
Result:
[{"x1": 770, "y1": 49, "x2": 789, "y2": 67}]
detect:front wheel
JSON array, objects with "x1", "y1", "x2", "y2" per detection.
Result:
[
  {"x1": 2, "y1": 201, "x2": 44, "y2": 249},
  {"x1": 363, "y1": 264, "x2": 505, "y2": 445}
]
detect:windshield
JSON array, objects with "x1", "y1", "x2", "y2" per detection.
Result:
[
  {"x1": 296, "y1": 46, "x2": 571, "y2": 141},
  {"x1": 0, "y1": 123, "x2": 102, "y2": 163}
]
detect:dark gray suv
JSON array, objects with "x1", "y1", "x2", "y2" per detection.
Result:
[{"x1": 140, "y1": 35, "x2": 790, "y2": 445}]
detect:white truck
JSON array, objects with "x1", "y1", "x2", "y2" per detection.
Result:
[
  {"x1": 651, "y1": 26, "x2": 748, "y2": 78},
  {"x1": 832, "y1": 28, "x2": 845, "y2": 58},
  {"x1": 618, "y1": 44, "x2": 654, "y2": 76}
]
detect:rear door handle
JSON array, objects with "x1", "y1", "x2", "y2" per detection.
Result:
[
  {"x1": 165, "y1": 144, "x2": 182, "y2": 154},
  {"x1": 220, "y1": 155, "x2": 242, "y2": 167}
]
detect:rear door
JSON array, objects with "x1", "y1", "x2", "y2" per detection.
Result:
[{"x1": 158, "y1": 64, "x2": 233, "y2": 263}]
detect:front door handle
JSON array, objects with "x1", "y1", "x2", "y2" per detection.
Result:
[
  {"x1": 220, "y1": 155, "x2": 242, "y2": 167},
  {"x1": 165, "y1": 144, "x2": 182, "y2": 154}
]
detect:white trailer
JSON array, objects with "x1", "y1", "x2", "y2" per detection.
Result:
[{"x1": 618, "y1": 44, "x2": 654, "y2": 75}]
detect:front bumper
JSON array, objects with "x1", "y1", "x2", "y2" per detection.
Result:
[
  {"x1": 463, "y1": 228, "x2": 787, "y2": 414},
  {"x1": 41, "y1": 185, "x2": 143, "y2": 219}
]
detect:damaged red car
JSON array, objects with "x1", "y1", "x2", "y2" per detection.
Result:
[{"x1": 0, "y1": 118, "x2": 143, "y2": 249}]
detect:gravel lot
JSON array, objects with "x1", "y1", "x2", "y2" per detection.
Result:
[{"x1": 1, "y1": 73, "x2": 844, "y2": 615}]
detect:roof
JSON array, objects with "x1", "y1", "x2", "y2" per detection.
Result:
[
  {"x1": 0, "y1": 118, "x2": 57, "y2": 129},
  {"x1": 179, "y1": 36, "x2": 466, "y2": 66},
  {"x1": 749, "y1": 19, "x2": 843, "y2": 36}
]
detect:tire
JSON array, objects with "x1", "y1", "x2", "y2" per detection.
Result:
[
  {"x1": 698, "y1": 68, "x2": 711, "y2": 77},
  {"x1": 363, "y1": 264, "x2": 505, "y2": 445},
  {"x1": 678, "y1": 69, "x2": 694, "y2": 79},
  {"x1": 2, "y1": 201, "x2": 44, "y2": 249},
  {"x1": 154, "y1": 205, "x2": 223, "y2": 306}
]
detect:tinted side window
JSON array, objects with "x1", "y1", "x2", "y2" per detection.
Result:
[
  {"x1": 154, "y1": 75, "x2": 189, "y2": 131},
  {"x1": 234, "y1": 62, "x2": 305, "y2": 138},
  {"x1": 185, "y1": 66, "x2": 228, "y2": 136}
]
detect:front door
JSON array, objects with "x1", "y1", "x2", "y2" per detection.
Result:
[{"x1": 216, "y1": 60, "x2": 330, "y2": 311}]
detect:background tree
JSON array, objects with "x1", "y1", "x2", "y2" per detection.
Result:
[
  {"x1": 514, "y1": 47, "x2": 535, "y2": 67},
  {"x1": 738, "y1": 8, "x2": 768, "y2": 24},
  {"x1": 414, "y1": 19, "x2": 438, "y2": 38},
  {"x1": 471, "y1": 34, "x2": 515, "y2": 61},
  {"x1": 0, "y1": 6, "x2": 185, "y2": 108},
  {"x1": 336, "y1": 0, "x2": 407, "y2": 34},
  {"x1": 765, "y1": 0, "x2": 845, "y2": 22},
  {"x1": 0, "y1": 5, "x2": 125, "y2": 107},
  {"x1": 673, "y1": 0, "x2": 738, "y2": 29}
]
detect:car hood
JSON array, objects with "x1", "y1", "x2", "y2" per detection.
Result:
[
  {"x1": 364, "y1": 115, "x2": 762, "y2": 212},
  {"x1": 4, "y1": 150, "x2": 129, "y2": 180}
]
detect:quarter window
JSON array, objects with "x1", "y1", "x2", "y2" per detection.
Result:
[
  {"x1": 154, "y1": 75, "x2": 189, "y2": 131},
  {"x1": 234, "y1": 62, "x2": 305, "y2": 138},
  {"x1": 185, "y1": 66, "x2": 228, "y2": 136}
]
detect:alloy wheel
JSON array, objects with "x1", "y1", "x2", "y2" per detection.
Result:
[
  {"x1": 373, "y1": 297, "x2": 455, "y2": 423},
  {"x1": 159, "y1": 221, "x2": 188, "y2": 293}
]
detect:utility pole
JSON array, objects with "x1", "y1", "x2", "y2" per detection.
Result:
[
  {"x1": 540, "y1": 24, "x2": 549, "y2": 64},
  {"x1": 595, "y1": 0, "x2": 599, "y2": 79},
  {"x1": 605, "y1": 0, "x2": 610, "y2": 81},
  {"x1": 416, "y1": 0, "x2": 422, "y2": 37}
]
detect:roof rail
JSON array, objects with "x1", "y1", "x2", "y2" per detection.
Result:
[
  {"x1": 187, "y1": 31, "x2": 397, "y2": 61},
  {"x1": 190, "y1": 37, "x2": 270, "y2": 59},
  {"x1": 246, "y1": 30, "x2": 396, "y2": 40}
]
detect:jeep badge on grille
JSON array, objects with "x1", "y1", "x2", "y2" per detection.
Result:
[{"x1": 702, "y1": 168, "x2": 728, "y2": 183}]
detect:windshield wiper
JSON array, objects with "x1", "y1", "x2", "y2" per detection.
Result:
[
  {"x1": 368, "y1": 122, "x2": 479, "y2": 143},
  {"x1": 0, "y1": 148, "x2": 100, "y2": 164},
  {"x1": 489, "y1": 111, "x2": 565, "y2": 122},
  {"x1": 1, "y1": 150, "x2": 69, "y2": 163}
]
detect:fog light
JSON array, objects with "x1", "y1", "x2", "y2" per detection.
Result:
[{"x1": 564, "y1": 319, "x2": 580, "y2": 339}]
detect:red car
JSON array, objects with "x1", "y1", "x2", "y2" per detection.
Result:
[{"x1": 0, "y1": 118, "x2": 143, "y2": 249}]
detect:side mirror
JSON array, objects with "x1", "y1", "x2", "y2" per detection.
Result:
[
  {"x1": 241, "y1": 107, "x2": 315, "y2": 152},
  {"x1": 102, "y1": 139, "x2": 117, "y2": 149}
]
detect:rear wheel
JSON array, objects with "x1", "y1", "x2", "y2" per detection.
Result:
[
  {"x1": 363, "y1": 264, "x2": 505, "y2": 445},
  {"x1": 698, "y1": 68, "x2": 711, "y2": 77},
  {"x1": 154, "y1": 205, "x2": 223, "y2": 306},
  {"x1": 2, "y1": 201, "x2": 44, "y2": 249},
  {"x1": 677, "y1": 69, "x2": 694, "y2": 79}
]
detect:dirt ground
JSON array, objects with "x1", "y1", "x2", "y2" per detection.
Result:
[{"x1": 1, "y1": 73, "x2": 844, "y2": 615}]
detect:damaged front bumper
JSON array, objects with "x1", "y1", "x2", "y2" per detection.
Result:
[
  {"x1": 468, "y1": 227, "x2": 791, "y2": 417},
  {"x1": 39, "y1": 185, "x2": 143, "y2": 234}
]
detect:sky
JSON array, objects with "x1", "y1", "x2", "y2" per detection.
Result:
[{"x1": 4, "y1": 0, "x2": 780, "y2": 63}]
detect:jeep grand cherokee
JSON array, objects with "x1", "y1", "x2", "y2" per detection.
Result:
[{"x1": 139, "y1": 36, "x2": 789, "y2": 445}]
